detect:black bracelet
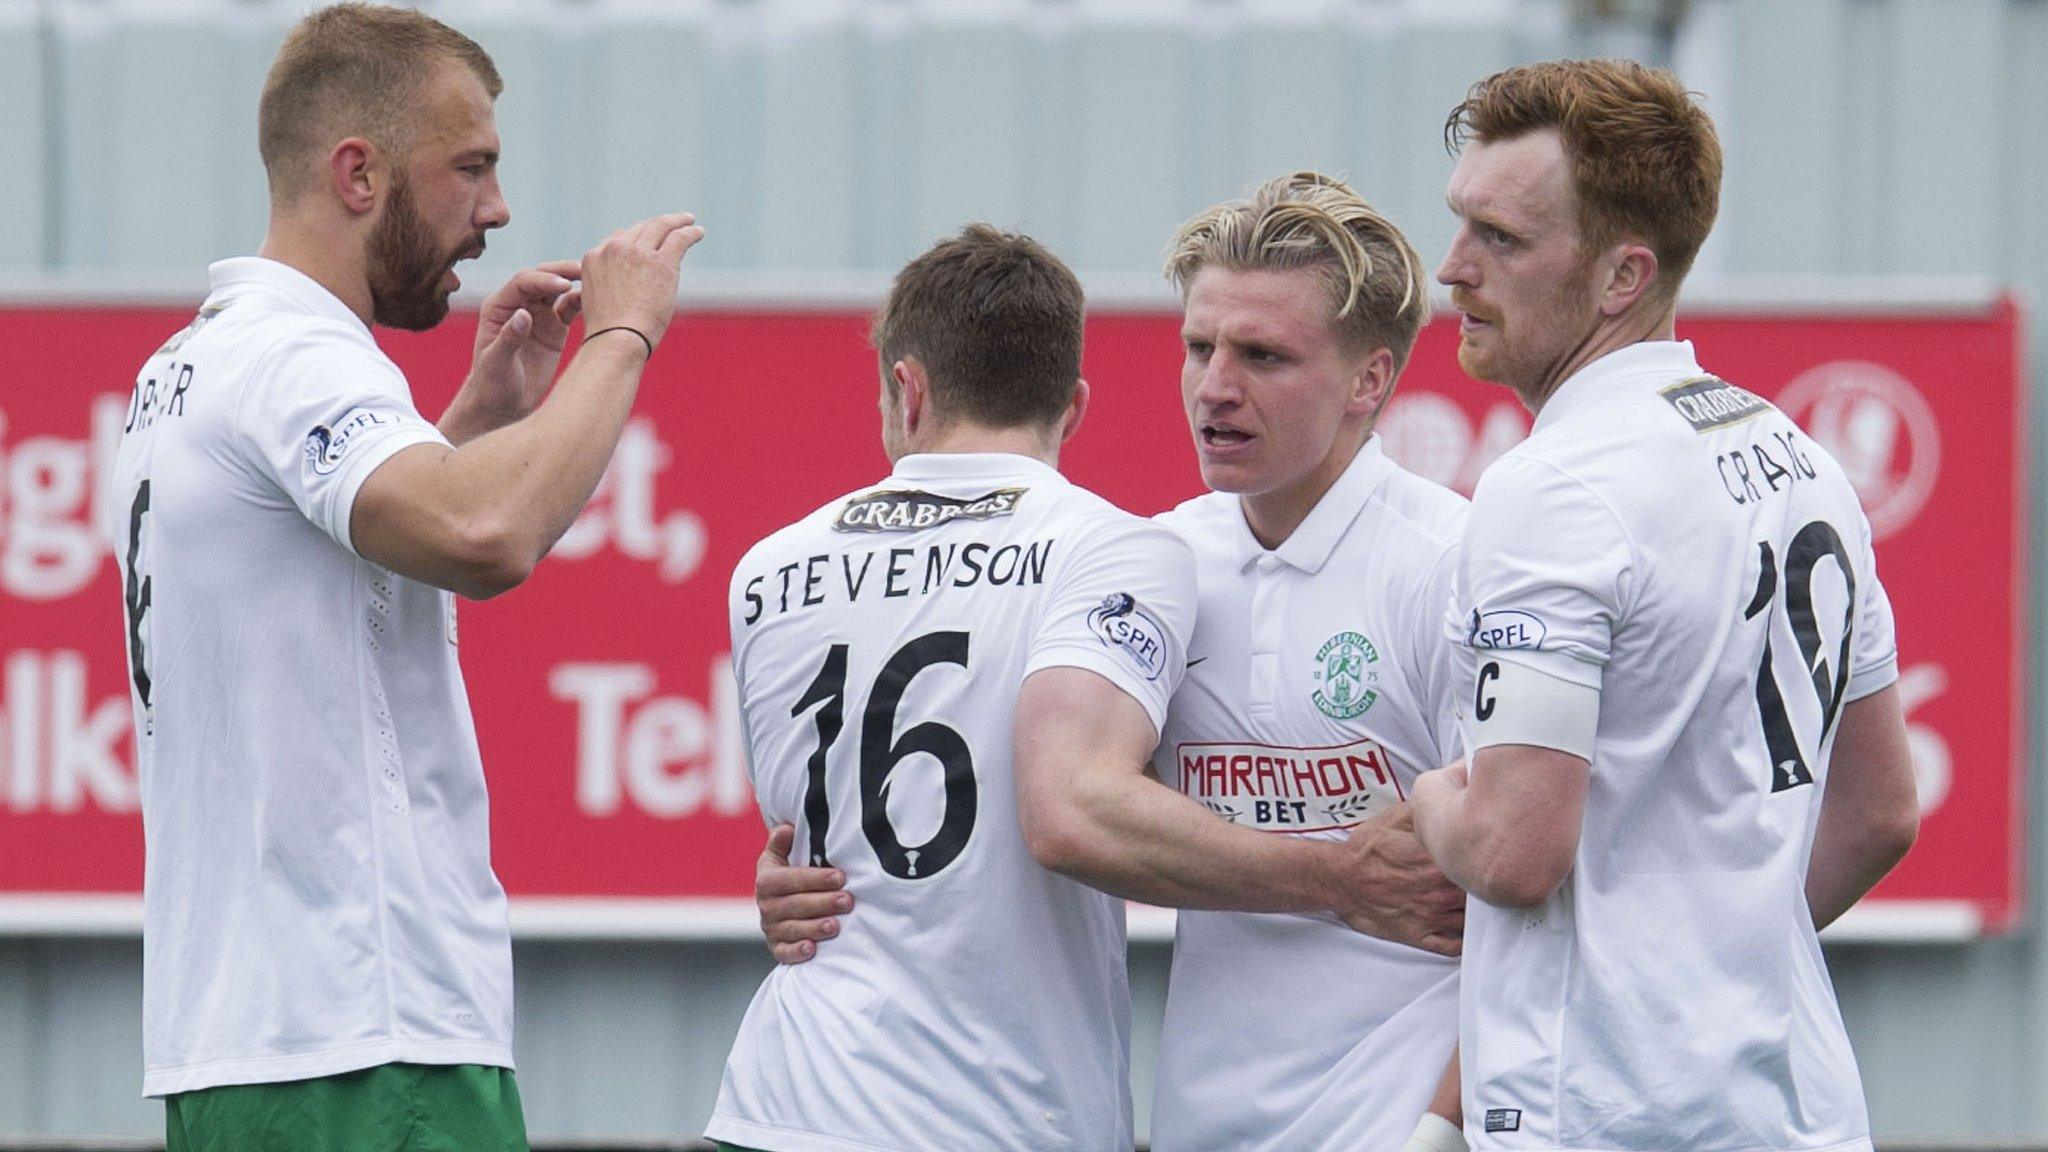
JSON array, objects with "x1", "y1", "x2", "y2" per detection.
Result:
[{"x1": 586, "y1": 325, "x2": 655, "y2": 361}]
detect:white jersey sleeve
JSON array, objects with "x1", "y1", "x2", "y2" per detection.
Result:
[
  {"x1": 231, "y1": 324, "x2": 449, "y2": 555},
  {"x1": 1845, "y1": 513, "x2": 1900, "y2": 702},
  {"x1": 1458, "y1": 453, "x2": 1636, "y2": 691},
  {"x1": 1022, "y1": 517, "x2": 1197, "y2": 736},
  {"x1": 1412, "y1": 535, "x2": 1466, "y2": 768}
]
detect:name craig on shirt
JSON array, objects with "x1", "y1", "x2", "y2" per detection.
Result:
[{"x1": 1716, "y1": 425, "x2": 1819, "y2": 507}]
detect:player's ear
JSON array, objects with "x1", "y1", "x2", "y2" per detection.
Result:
[
  {"x1": 1600, "y1": 242, "x2": 1660, "y2": 317},
  {"x1": 892, "y1": 358, "x2": 929, "y2": 436},
  {"x1": 329, "y1": 138, "x2": 380, "y2": 216},
  {"x1": 1347, "y1": 346, "x2": 1396, "y2": 418},
  {"x1": 1057, "y1": 378, "x2": 1089, "y2": 446}
]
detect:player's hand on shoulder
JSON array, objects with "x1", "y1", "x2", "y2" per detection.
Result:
[
  {"x1": 578, "y1": 212, "x2": 706, "y2": 354},
  {"x1": 756, "y1": 823, "x2": 853, "y2": 965},
  {"x1": 1333, "y1": 803, "x2": 1466, "y2": 958}
]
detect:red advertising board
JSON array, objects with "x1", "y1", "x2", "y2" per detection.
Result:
[{"x1": 0, "y1": 294, "x2": 2026, "y2": 939}]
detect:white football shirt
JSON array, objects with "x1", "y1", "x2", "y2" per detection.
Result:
[
  {"x1": 1150, "y1": 438, "x2": 1466, "y2": 1152},
  {"x1": 113, "y1": 258, "x2": 514, "y2": 1096},
  {"x1": 710, "y1": 452, "x2": 1196, "y2": 1152},
  {"x1": 1451, "y1": 341, "x2": 1897, "y2": 1150}
]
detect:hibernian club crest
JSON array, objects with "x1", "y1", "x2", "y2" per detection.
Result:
[{"x1": 1311, "y1": 631, "x2": 1380, "y2": 719}]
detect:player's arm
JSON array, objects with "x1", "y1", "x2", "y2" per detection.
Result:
[
  {"x1": 1805, "y1": 684, "x2": 1917, "y2": 929},
  {"x1": 351, "y1": 213, "x2": 703, "y2": 599},
  {"x1": 1412, "y1": 741, "x2": 1588, "y2": 908},
  {"x1": 1013, "y1": 666, "x2": 1331, "y2": 911},
  {"x1": 1012, "y1": 666, "x2": 1464, "y2": 954},
  {"x1": 748, "y1": 783, "x2": 1465, "y2": 961}
]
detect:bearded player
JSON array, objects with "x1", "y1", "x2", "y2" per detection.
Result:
[{"x1": 112, "y1": 7, "x2": 699, "y2": 1148}]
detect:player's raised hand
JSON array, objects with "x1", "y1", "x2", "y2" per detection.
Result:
[
  {"x1": 756, "y1": 823, "x2": 854, "y2": 965},
  {"x1": 1332, "y1": 803, "x2": 1466, "y2": 957},
  {"x1": 464, "y1": 260, "x2": 584, "y2": 422},
  {"x1": 578, "y1": 212, "x2": 705, "y2": 355}
]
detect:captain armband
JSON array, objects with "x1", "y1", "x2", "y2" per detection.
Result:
[{"x1": 1469, "y1": 655, "x2": 1600, "y2": 761}]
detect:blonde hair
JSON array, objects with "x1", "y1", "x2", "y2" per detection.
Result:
[{"x1": 1165, "y1": 171, "x2": 1430, "y2": 369}]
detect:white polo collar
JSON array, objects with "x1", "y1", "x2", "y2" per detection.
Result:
[
  {"x1": 1226, "y1": 435, "x2": 1395, "y2": 576},
  {"x1": 206, "y1": 257, "x2": 374, "y2": 341}
]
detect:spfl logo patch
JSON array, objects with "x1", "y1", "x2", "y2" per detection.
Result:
[
  {"x1": 1311, "y1": 631, "x2": 1380, "y2": 719},
  {"x1": 303, "y1": 407, "x2": 395, "y2": 476},
  {"x1": 1660, "y1": 376, "x2": 1770, "y2": 432},
  {"x1": 833, "y1": 487, "x2": 1026, "y2": 533},
  {"x1": 1088, "y1": 592, "x2": 1168, "y2": 682},
  {"x1": 1467, "y1": 608, "x2": 1546, "y2": 651}
]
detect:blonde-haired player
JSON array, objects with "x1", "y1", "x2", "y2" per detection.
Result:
[{"x1": 1151, "y1": 171, "x2": 1469, "y2": 1152}]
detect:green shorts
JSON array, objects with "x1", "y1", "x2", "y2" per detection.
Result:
[{"x1": 165, "y1": 1062, "x2": 527, "y2": 1152}]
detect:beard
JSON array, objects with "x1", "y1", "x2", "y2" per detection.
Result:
[
  {"x1": 1450, "y1": 292, "x2": 1507, "y2": 384},
  {"x1": 366, "y1": 174, "x2": 480, "y2": 332},
  {"x1": 1453, "y1": 322, "x2": 1498, "y2": 382},
  {"x1": 1453, "y1": 253, "x2": 1602, "y2": 392}
]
